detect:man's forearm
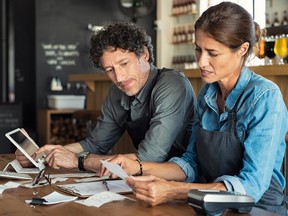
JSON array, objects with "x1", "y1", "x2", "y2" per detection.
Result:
[
  {"x1": 83, "y1": 154, "x2": 112, "y2": 173},
  {"x1": 63, "y1": 142, "x2": 84, "y2": 153}
]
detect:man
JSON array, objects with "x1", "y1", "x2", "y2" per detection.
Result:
[{"x1": 16, "y1": 22, "x2": 197, "y2": 173}]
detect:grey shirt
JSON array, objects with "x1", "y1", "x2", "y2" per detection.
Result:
[{"x1": 79, "y1": 65, "x2": 197, "y2": 162}]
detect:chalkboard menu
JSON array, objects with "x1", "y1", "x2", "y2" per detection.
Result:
[
  {"x1": 35, "y1": 0, "x2": 156, "y2": 109},
  {"x1": 0, "y1": 103, "x2": 22, "y2": 153}
]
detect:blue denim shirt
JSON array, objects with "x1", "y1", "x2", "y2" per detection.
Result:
[{"x1": 170, "y1": 66, "x2": 288, "y2": 202}]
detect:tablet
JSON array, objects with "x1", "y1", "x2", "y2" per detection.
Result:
[{"x1": 5, "y1": 128, "x2": 45, "y2": 170}]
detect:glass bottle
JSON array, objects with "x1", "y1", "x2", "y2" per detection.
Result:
[
  {"x1": 272, "y1": 12, "x2": 280, "y2": 27},
  {"x1": 281, "y1": 10, "x2": 288, "y2": 25}
]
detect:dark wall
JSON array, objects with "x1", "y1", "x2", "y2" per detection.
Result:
[
  {"x1": 0, "y1": 0, "x2": 156, "y2": 152},
  {"x1": 35, "y1": 0, "x2": 157, "y2": 110},
  {"x1": 0, "y1": 0, "x2": 35, "y2": 153}
]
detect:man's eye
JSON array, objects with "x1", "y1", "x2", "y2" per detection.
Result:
[
  {"x1": 105, "y1": 69, "x2": 113, "y2": 73},
  {"x1": 121, "y1": 62, "x2": 128, "y2": 67}
]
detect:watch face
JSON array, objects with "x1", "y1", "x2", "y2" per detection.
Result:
[{"x1": 77, "y1": 151, "x2": 89, "y2": 157}]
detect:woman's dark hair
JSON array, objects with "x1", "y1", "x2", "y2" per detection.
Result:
[
  {"x1": 195, "y1": 2, "x2": 260, "y2": 61},
  {"x1": 90, "y1": 22, "x2": 154, "y2": 69}
]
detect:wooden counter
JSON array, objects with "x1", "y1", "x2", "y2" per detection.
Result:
[
  {"x1": 69, "y1": 65, "x2": 288, "y2": 154},
  {"x1": 0, "y1": 154, "x2": 281, "y2": 216}
]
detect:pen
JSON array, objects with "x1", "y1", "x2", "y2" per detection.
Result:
[{"x1": 102, "y1": 180, "x2": 109, "y2": 191}]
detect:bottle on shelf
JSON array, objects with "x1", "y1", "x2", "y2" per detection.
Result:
[
  {"x1": 191, "y1": 0, "x2": 197, "y2": 13},
  {"x1": 172, "y1": 27, "x2": 179, "y2": 44},
  {"x1": 272, "y1": 12, "x2": 280, "y2": 27},
  {"x1": 187, "y1": 25, "x2": 194, "y2": 43},
  {"x1": 171, "y1": 0, "x2": 197, "y2": 16},
  {"x1": 265, "y1": 13, "x2": 271, "y2": 28},
  {"x1": 281, "y1": 10, "x2": 288, "y2": 25}
]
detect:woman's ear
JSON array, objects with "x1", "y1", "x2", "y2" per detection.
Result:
[{"x1": 239, "y1": 42, "x2": 249, "y2": 56}]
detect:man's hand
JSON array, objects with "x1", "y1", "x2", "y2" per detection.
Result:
[
  {"x1": 36, "y1": 145, "x2": 78, "y2": 169},
  {"x1": 15, "y1": 149, "x2": 34, "y2": 167}
]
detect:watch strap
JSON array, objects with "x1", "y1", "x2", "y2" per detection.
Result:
[{"x1": 78, "y1": 156, "x2": 86, "y2": 171}]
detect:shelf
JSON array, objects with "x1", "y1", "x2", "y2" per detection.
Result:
[
  {"x1": 37, "y1": 109, "x2": 87, "y2": 146},
  {"x1": 182, "y1": 64, "x2": 288, "y2": 78},
  {"x1": 171, "y1": 10, "x2": 198, "y2": 17}
]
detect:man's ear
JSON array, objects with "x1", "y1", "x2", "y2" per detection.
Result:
[{"x1": 142, "y1": 46, "x2": 149, "y2": 61}]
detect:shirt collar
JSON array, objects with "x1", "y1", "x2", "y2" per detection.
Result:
[{"x1": 205, "y1": 66, "x2": 252, "y2": 111}]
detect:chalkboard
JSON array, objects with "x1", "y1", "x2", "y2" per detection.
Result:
[
  {"x1": 0, "y1": 103, "x2": 22, "y2": 153},
  {"x1": 35, "y1": 0, "x2": 156, "y2": 109}
]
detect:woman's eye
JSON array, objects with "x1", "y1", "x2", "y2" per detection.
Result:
[{"x1": 209, "y1": 52, "x2": 219, "y2": 57}]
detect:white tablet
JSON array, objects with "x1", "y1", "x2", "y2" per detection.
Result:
[{"x1": 5, "y1": 128, "x2": 45, "y2": 170}]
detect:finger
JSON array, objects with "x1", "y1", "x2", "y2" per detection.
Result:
[
  {"x1": 127, "y1": 175, "x2": 156, "y2": 183},
  {"x1": 36, "y1": 145, "x2": 60, "y2": 154}
]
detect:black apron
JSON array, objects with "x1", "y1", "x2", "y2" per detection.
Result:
[
  {"x1": 196, "y1": 100, "x2": 287, "y2": 215},
  {"x1": 124, "y1": 69, "x2": 182, "y2": 160}
]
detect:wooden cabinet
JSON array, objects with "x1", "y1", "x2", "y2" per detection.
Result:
[
  {"x1": 37, "y1": 107, "x2": 135, "y2": 154},
  {"x1": 37, "y1": 109, "x2": 86, "y2": 146}
]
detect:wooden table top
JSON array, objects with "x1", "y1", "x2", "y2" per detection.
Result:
[{"x1": 0, "y1": 154, "x2": 280, "y2": 216}]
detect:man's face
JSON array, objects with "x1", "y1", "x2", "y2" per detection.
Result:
[{"x1": 100, "y1": 48, "x2": 150, "y2": 96}]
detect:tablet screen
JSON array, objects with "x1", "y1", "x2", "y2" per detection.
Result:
[
  {"x1": 5, "y1": 128, "x2": 45, "y2": 169},
  {"x1": 9, "y1": 129, "x2": 38, "y2": 156}
]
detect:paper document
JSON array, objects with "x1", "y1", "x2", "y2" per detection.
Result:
[
  {"x1": 100, "y1": 160, "x2": 129, "y2": 179},
  {"x1": 55, "y1": 180, "x2": 132, "y2": 197},
  {"x1": 25, "y1": 191, "x2": 77, "y2": 205},
  {"x1": 75, "y1": 191, "x2": 135, "y2": 208},
  {"x1": 49, "y1": 173, "x2": 98, "y2": 179},
  {"x1": 4, "y1": 159, "x2": 39, "y2": 174},
  {"x1": 0, "y1": 181, "x2": 21, "y2": 194}
]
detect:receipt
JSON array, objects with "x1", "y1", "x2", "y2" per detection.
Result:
[{"x1": 100, "y1": 160, "x2": 129, "y2": 179}]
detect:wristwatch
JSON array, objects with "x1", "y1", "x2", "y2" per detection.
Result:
[{"x1": 77, "y1": 151, "x2": 89, "y2": 171}]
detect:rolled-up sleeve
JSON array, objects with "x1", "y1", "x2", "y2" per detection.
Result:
[{"x1": 169, "y1": 157, "x2": 197, "y2": 182}]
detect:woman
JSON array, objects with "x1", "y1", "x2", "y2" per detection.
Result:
[{"x1": 101, "y1": 2, "x2": 288, "y2": 214}]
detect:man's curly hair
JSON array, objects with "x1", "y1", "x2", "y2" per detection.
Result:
[{"x1": 90, "y1": 22, "x2": 154, "y2": 69}]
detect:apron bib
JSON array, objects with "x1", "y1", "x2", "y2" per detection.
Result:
[
  {"x1": 196, "y1": 101, "x2": 286, "y2": 215},
  {"x1": 124, "y1": 69, "x2": 182, "y2": 160}
]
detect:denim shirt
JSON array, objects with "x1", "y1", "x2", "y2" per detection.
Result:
[{"x1": 170, "y1": 66, "x2": 288, "y2": 202}]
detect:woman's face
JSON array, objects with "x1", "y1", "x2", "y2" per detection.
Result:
[{"x1": 194, "y1": 30, "x2": 248, "y2": 88}]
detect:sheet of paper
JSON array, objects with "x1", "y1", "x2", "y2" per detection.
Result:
[
  {"x1": 0, "y1": 181, "x2": 21, "y2": 194},
  {"x1": 57, "y1": 180, "x2": 132, "y2": 197},
  {"x1": 75, "y1": 191, "x2": 134, "y2": 207},
  {"x1": 100, "y1": 160, "x2": 129, "y2": 179},
  {"x1": 49, "y1": 172, "x2": 98, "y2": 179},
  {"x1": 25, "y1": 191, "x2": 77, "y2": 205},
  {"x1": 4, "y1": 159, "x2": 39, "y2": 174},
  {"x1": 74, "y1": 174, "x2": 110, "y2": 183}
]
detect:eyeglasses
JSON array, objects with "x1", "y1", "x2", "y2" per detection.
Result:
[
  {"x1": 32, "y1": 169, "x2": 51, "y2": 186},
  {"x1": 102, "y1": 179, "x2": 109, "y2": 191}
]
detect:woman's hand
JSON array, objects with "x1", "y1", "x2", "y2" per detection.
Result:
[
  {"x1": 100, "y1": 154, "x2": 140, "y2": 177},
  {"x1": 126, "y1": 175, "x2": 180, "y2": 206}
]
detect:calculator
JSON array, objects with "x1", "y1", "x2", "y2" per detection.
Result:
[{"x1": 188, "y1": 189, "x2": 255, "y2": 215}]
